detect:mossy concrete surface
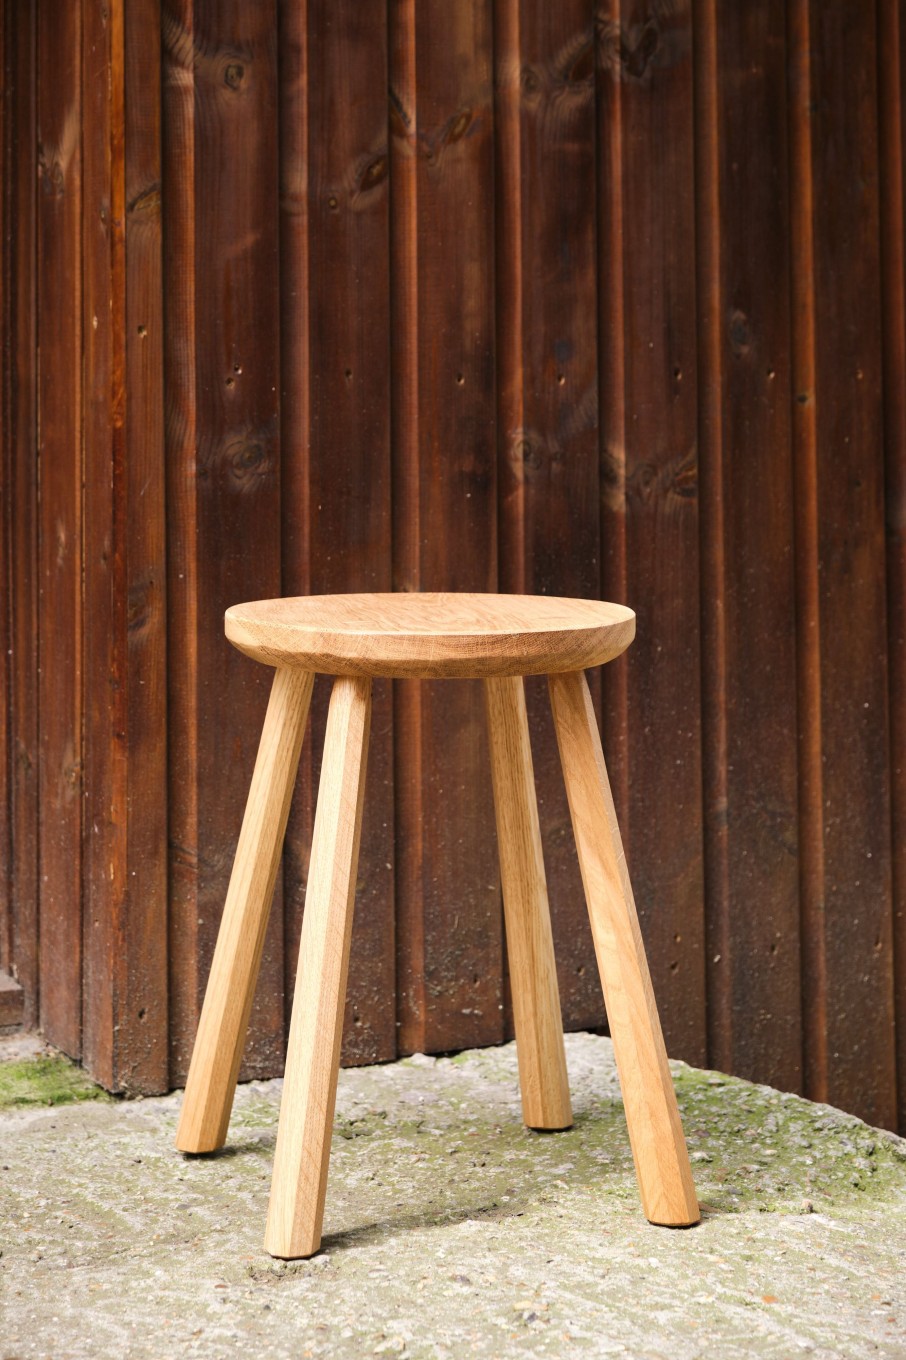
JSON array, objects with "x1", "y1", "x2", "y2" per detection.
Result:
[
  {"x1": 0, "y1": 1053, "x2": 111, "y2": 1110},
  {"x1": 1, "y1": 1032, "x2": 905, "y2": 1359}
]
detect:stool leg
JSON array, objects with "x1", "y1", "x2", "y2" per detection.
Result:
[
  {"x1": 265, "y1": 675, "x2": 372, "y2": 1259},
  {"x1": 176, "y1": 666, "x2": 314, "y2": 1154},
  {"x1": 549, "y1": 670, "x2": 699, "y2": 1226},
  {"x1": 485, "y1": 676, "x2": 572, "y2": 1130}
]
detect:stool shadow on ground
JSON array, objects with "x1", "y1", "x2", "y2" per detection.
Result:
[
  {"x1": 175, "y1": 1086, "x2": 659, "y2": 1253},
  {"x1": 315, "y1": 1099, "x2": 686, "y2": 1254},
  {"x1": 320, "y1": 1197, "x2": 534, "y2": 1256},
  {"x1": 179, "y1": 1134, "x2": 277, "y2": 1161}
]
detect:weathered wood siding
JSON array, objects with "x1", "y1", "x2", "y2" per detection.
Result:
[{"x1": 2, "y1": 0, "x2": 905, "y2": 1133}]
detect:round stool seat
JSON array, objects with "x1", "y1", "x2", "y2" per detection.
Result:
[{"x1": 225, "y1": 592, "x2": 635, "y2": 679}]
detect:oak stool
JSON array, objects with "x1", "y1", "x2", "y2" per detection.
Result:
[{"x1": 176, "y1": 593, "x2": 699, "y2": 1258}]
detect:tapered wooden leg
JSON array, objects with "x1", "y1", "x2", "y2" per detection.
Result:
[
  {"x1": 549, "y1": 670, "x2": 699, "y2": 1226},
  {"x1": 484, "y1": 676, "x2": 572, "y2": 1130},
  {"x1": 264, "y1": 675, "x2": 372, "y2": 1258},
  {"x1": 176, "y1": 666, "x2": 314, "y2": 1154}
]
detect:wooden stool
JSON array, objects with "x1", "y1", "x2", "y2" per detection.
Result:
[{"x1": 175, "y1": 593, "x2": 699, "y2": 1258}]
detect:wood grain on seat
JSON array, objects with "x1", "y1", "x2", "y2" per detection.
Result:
[{"x1": 225, "y1": 592, "x2": 635, "y2": 680}]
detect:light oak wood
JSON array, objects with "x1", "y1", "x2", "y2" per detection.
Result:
[
  {"x1": 225, "y1": 592, "x2": 635, "y2": 680},
  {"x1": 548, "y1": 670, "x2": 700, "y2": 1227},
  {"x1": 484, "y1": 676, "x2": 572, "y2": 1129},
  {"x1": 179, "y1": 594, "x2": 697, "y2": 1256},
  {"x1": 176, "y1": 666, "x2": 313, "y2": 1154},
  {"x1": 264, "y1": 675, "x2": 372, "y2": 1258}
]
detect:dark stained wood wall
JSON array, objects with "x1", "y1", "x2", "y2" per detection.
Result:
[{"x1": 2, "y1": 0, "x2": 905, "y2": 1134}]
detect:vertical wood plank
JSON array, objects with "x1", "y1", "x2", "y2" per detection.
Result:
[
  {"x1": 81, "y1": 0, "x2": 167, "y2": 1092},
  {"x1": 275, "y1": 0, "x2": 313, "y2": 1067},
  {"x1": 388, "y1": 0, "x2": 422, "y2": 1050},
  {"x1": 698, "y1": 1, "x2": 802, "y2": 1091},
  {"x1": 162, "y1": 0, "x2": 200, "y2": 1084},
  {"x1": 120, "y1": 0, "x2": 168, "y2": 1089},
  {"x1": 80, "y1": 0, "x2": 122, "y2": 1084},
  {"x1": 495, "y1": 0, "x2": 601, "y2": 1038},
  {"x1": 597, "y1": 0, "x2": 706, "y2": 1065},
  {"x1": 390, "y1": 0, "x2": 501, "y2": 1054},
  {"x1": 165, "y1": 0, "x2": 284, "y2": 1083},
  {"x1": 787, "y1": 0, "x2": 825, "y2": 1105},
  {"x1": 693, "y1": 0, "x2": 732, "y2": 1091},
  {"x1": 281, "y1": 0, "x2": 395, "y2": 1067},
  {"x1": 36, "y1": 0, "x2": 83, "y2": 1056},
  {"x1": 4, "y1": 0, "x2": 39, "y2": 1026},
  {"x1": 492, "y1": 1, "x2": 533, "y2": 1056},
  {"x1": 794, "y1": 0, "x2": 896, "y2": 1128},
  {"x1": 594, "y1": 0, "x2": 627, "y2": 847},
  {"x1": 276, "y1": 0, "x2": 309, "y2": 624},
  {"x1": 697, "y1": 0, "x2": 807, "y2": 1097},
  {"x1": 193, "y1": 0, "x2": 283, "y2": 1082},
  {"x1": 879, "y1": 0, "x2": 906, "y2": 1134}
]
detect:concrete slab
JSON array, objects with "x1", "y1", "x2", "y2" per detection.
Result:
[
  {"x1": 1, "y1": 1033, "x2": 905, "y2": 1358},
  {"x1": 0, "y1": 1030, "x2": 45, "y2": 1063}
]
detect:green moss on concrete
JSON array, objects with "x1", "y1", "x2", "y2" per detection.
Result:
[
  {"x1": 0, "y1": 1054, "x2": 111, "y2": 1109},
  {"x1": 672, "y1": 1062, "x2": 906, "y2": 1214},
  {"x1": 321, "y1": 1047, "x2": 906, "y2": 1232}
]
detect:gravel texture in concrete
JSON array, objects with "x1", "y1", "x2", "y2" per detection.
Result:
[{"x1": 2, "y1": 1032, "x2": 906, "y2": 1359}]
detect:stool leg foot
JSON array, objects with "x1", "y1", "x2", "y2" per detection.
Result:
[
  {"x1": 549, "y1": 671, "x2": 699, "y2": 1227},
  {"x1": 265, "y1": 675, "x2": 372, "y2": 1259},
  {"x1": 485, "y1": 677, "x2": 572, "y2": 1130},
  {"x1": 176, "y1": 667, "x2": 314, "y2": 1155}
]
